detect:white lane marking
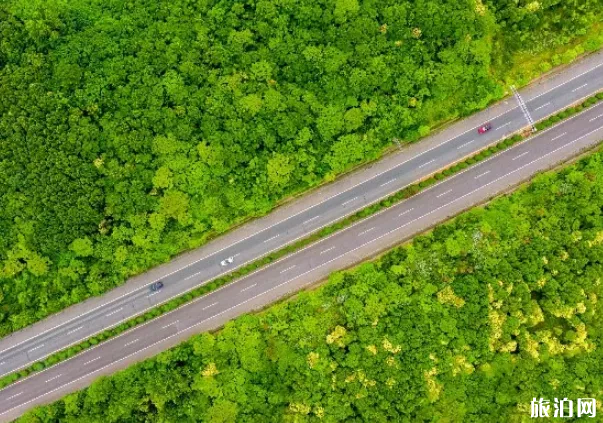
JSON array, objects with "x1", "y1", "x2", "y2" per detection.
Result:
[
  {"x1": 418, "y1": 159, "x2": 435, "y2": 168},
  {"x1": 436, "y1": 189, "x2": 453, "y2": 198},
  {"x1": 358, "y1": 227, "x2": 376, "y2": 236},
  {"x1": 66, "y1": 326, "x2": 83, "y2": 335},
  {"x1": 105, "y1": 308, "x2": 123, "y2": 317},
  {"x1": 0, "y1": 362, "x2": 4, "y2": 366},
  {"x1": 512, "y1": 151, "x2": 529, "y2": 161},
  {"x1": 551, "y1": 132, "x2": 567, "y2": 141},
  {"x1": 45, "y1": 374, "x2": 61, "y2": 383},
  {"x1": 4, "y1": 61, "x2": 599, "y2": 363},
  {"x1": 341, "y1": 197, "x2": 358, "y2": 206},
  {"x1": 83, "y1": 357, "x2": 101, "y2": 366},
  {"x1": 496, "y1": 122, "x2": 512, "y2": 130},
  {"x1": 161, "y1": 321, "x2": 179, "y2": 329},
  {"x1": 380, "y1": 179, "x2": 396, "y2": 187},
  {"x1": 572, "y1": 83, "x2": 588, "y2": 92},
  {"x1": 280, "y1": 265, "x2": 296, "y2": 274},
  {"x1": 123, "y1": 339, "x2": 139, "y2": 347},
  {"x1": 240, "y1": 284, "x2": 257, "y2": 293},
  {"x1": 5, "y1": 392, "x2": 22, "y2": 401},
  {"x1": 398, "y1": 208, "x2": 414, "y2": 217},
  {"x1": 456, "y1": 139, "x2": 475, "y2": 149},
  {"x1": 474, "y1": 170, "x2": 491, "y2": 179},
  {"x1": 6, "y1": 123, "x2": 603, "y2": 414},
  {"x1": 590, "y1": 114, "x2": 603, "y2": 122},
  {"x1": 27, "y1": 345, "x2": 44, "y2": 354},
  {"x1": 303, "y1": 216, "x2": 320, "y2": 225},
  {"x1": 263, "y1": 234, "x2": 280, "y2": 243},
  {"x1": 320, "y1": 246, "x2": 336, "y2": 255},
  {"x1": 533, "y1": 102, "x2": 551, "y2": 111},
  {"x1": 148, "y1": 291, "x2": 160, "y2": 297},
  {"x1": 202, "y1": 302, "x2": 218, "y2": 311}
]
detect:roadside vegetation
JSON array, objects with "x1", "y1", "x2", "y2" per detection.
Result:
[
  {"x1": 18, "y1": 143, "x2": 603, "y2": 422},
  {"x1": 1, "y1": 0, "x2": 602, "y2": 337}
]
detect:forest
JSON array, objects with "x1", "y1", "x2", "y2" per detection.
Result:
[
  {"x1": 17, "y1": 145, "x2": 603, "y2": 422},
  {"x1": 0, "y1": 0, "x2": 601, "y2": 335}
]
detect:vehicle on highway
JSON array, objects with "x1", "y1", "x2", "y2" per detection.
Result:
[
  {"x1": 220, "y1": 256, "x2": 234, "y2": 267},
  {"x1": 477, "y1": 123, "x2": 492, "y2": 134},
  {"x1": 150, "y1": 281, "x2": 164, "y2": 292}
]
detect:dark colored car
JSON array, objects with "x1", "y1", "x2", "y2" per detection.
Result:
[
  {"x1": 150, "y1": 281, "x2": 164, "y2": 292},
  {"x1": 477, "y1": 123, "x2": 492, "y2": 134}
]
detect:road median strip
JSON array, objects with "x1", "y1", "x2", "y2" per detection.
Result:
[{"x1": 1, "y1": 91, "x2": 602, "y2": 392}]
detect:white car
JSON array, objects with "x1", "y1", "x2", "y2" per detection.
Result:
[{"x1": 220, "y1": 256, "x2": 234, "y2": 266}]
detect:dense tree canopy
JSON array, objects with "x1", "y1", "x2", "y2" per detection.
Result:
[
  {"x1": 18, "y1": 146, "x2": 603, "y2": 422},
  {"x1": 0, "y1": 0, "x2": 601, "y2": 334}
]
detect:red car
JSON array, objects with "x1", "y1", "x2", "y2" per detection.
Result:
[{"x1": 477, "y1": 123, "x2": 492, "y2": 134}]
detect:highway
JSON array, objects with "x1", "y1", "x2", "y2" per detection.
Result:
[
  {"x1": 1, "y1": 90, "x2": 603, "y2": 422},
  {"x1": 0, "y1": 55, "x2": 601, "y2": 420}
]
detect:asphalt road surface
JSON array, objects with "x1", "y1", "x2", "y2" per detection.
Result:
[
  {"x1": 1, "y1": 91, "x2": 603, "y2": 422},
  {"x1": 0, "y1": 60, "x2": 602, "y2": 420}
]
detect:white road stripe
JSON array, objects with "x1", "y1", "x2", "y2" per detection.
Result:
[
  {"x1": 358, "y1": 227, "x2": 376, "y2": 236},
  {"x1": 342, "y1": 197, "x2": 358, "y2": 206},
  {"x1": 27, "y1": 345, "x2": 44, "y2": 353},
  {"x1": 533, "y1": 102, "x2": 551, "y2": 111},
  {"x1": 124, "y1": 339, "x2": 139, "y2": 347},
  {"x1": 6, "y1": 392, "x2": 22, "y2": 401},
  {"x1": 66, "y1": 326, "x2": 83, "y2": 335},
  {"x1": 161, "y1": 321, "x2": 179, "y2": 329},
  {"x1": 398, "y1": 208, "x2": 414, "y2": 217},
  {"x1": 456, "y1": 140, "x2": 475, "y2": 149},
  {"x1": 263, "y1": 234, "x2": 280, "y2": 243},
  {"x1": 320, "y1": 246, "x2": 336, "y2": 255},
  {"x1": 240, "y1": 284, "x2": 257, "y2": 293},
  {"x1": 45, "y1": 374, "x2": 61, "y2": 383},
  {"x1": 303, "y1": 216, "x2": 320, "y2": 225},
  {"x1": 83, "y1": 357, "x2": 101, "y2": 366},
  {"x1": 147, "y1": 291, "x2": 160, "y2": 297},
  {"x1": 436, "y1": 189, "x2": 453, "y2": 198},
  {"x1": 572, "y1": 83, "x2": 588, "y2": 92},
  {"x1": 474, "y1": 170, "x2": 491, "y2": 179},
  {"x1": 105, "y1": 308, "x2": 123, "y2": 317},
  {"x1": 512, "y1": 151, "x2": 529, "y2": 161},
  {"x1": 590, "y1": 114, "x2": 603, "y2": 122},
  {"x1": 203, "y1": 302, "x2": 218, "y2": 311},
  {"x1": 551, "y1": 132, "x2": 566, "y2": 141},
  {"x1": 280, "y1": 265, "x2": 296, "y2": 274},
  {"x1": 380, "y1": 179, "x2": 396, "y2": 187},
  {"x1": 418, "y1": 159, "x2": 435, "y2": 168},
  {"x1": 496, "y1": 121, "x2": 512, "y2": 130}
]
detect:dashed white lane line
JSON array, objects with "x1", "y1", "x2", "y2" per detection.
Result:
[
  {"x1": 5, "y1": 392, "x2": 22, "y2": 401},
  {"x1": 496, "y1": 121, "x2": 512, "y2": 130},
  {"x1": 148, "y1": 291, "x2": 160, "y2": 297},
  {"x1": 533, "y1": 102, "x2": 551, "y2": 111},
  {"x1": 418, "y1": 159, "x2": 436, "y2": 168},
  {"x1": 380, "y1": 179, "x2": 396, "y2": 187},
  {"x1": 264, "y1": 234, "x2": 280, "y2": 243},
  {"x1": 358, "y1": 227, "x2": 376, "y2": 236},
  {"x1": 27, "y1": 345, "x2": 44, "y2": 354},
  {"x1": 436, "y1": 189, "x2": 453, "y2": 198},
  {"x1": 398, "y1": 208, "x2": 414, "y2": 217},
  {"x1": 105, "y1": 308, "x2": 123, "y2": 317},
  {"x1": 551, "y1": 132, "x2": 567, "y2": 141},
  {"x1": 203, "y1": 302, "x2": 218, "y2": 311},
  {"x1": 0, "y1": 362, "x2": 4, "y2": 366},
  {"x1": 123, "y1": 339, "x2": 139, "y2": 347},
  {"x1": 572, "y1": 83, "x2": 588, "y2": 92},
  {"x1": 83, "y1": 357, "x2": 101, "y2": 366},
  {"x1": 240, "y1": 284, "x2": 257, "y2": 293},
  {"x1": 590, "y1": 114, "x2": 603, "y2": 122},
  {"x1": 45, "y1": 374, "x2": 61, "y2": 384},
  {"x1": 474, "y1": 170, "x2": 491, "y2": 180},
  {"x1": 320, "y1": 246, "x2": 336, "y2": 255},
  {"x1": 456, "y1": 139, "x2": 475, "y2": 149},
  {"x1": 303, "y1": 215, "x2": 320, "y2": 225},
  {"x1": 161, "y1": 321, "x2": 179, "y2": 330},
  {"x1": 341, "y1": 197, "x2": 358, "y2": 206},
  {"x1": 280, "y1": 265, "x2": 296, "y2": 274},
  {"x1": 512, "y1": 151, "x2": 529, "y2": 161},
  {"x1": 66, "y1": 326, "x2": 83, "y2": 335}
]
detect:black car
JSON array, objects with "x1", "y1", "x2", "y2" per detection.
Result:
[{"x1": 150, "y1": 281, "x2": 164, "y2": 292}]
